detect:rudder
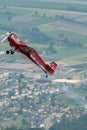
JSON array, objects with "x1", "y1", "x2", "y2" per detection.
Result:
[
  {"x1": 50, "y1": 61, "x2": 57, "y2": 71},
  {"x1": 46, "y1": 61, "x2": 57, "y2": 75}
]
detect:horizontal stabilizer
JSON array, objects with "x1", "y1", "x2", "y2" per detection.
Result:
[{"x1": 46, "y1": 61, "x2": 57, "y2": 74}]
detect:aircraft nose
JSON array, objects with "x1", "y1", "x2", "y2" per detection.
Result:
[{"x1": 6, "y1": 32, "x2": 10, "y2": 36}]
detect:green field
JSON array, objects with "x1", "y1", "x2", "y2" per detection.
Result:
[{"x1": 0, "y1": 0, "x2": 87, "y2": 65}]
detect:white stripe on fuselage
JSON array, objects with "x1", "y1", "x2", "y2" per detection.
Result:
[{"x1": 11, "y1": 35, "x2": 21, "y2": 45}]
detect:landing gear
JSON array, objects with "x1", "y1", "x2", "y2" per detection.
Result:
[
  {"x1": 6, "y1": 50, "x2": 10, "y2": 54},
  {"x1": 6, "y1": 49, "x2": 14, "y2": 55},
  {"x1": 46, "y1": 74, "x2": 48, "y2": 78},
  {"x1": 10, "y1": 50, "x2": 14, "y2": 54}
]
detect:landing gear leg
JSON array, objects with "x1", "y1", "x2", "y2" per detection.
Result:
[
  {"x1": 10, "y1": 50, "x2": 14, "y2": 54},
  {"x1": 46, "y1": 75, "x2": 48, "y2": 78}
]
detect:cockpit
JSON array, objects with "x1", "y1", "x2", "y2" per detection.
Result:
[{"x1": 10, "y1": 33, "x2": 21, "y2": 45}]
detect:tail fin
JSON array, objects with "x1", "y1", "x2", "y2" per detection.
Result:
[{"x1": 46, "y1": 61, "x2": 57, "y2": 74}]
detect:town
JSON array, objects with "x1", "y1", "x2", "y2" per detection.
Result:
[{"x1": 0, "y1": 58, "x2": 87, "y2": 129}]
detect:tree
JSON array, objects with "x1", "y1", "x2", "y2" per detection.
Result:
[
  {"x1": 46, "y1": 44, "x2": 57, "y2": 54},
  {"x1": 42, "y1": 13, "x2": 46, "y2": 18},
  {"x1": 35, "y1": 11, "x2": 38, "y2": 16},
  {"x1": 8, "y1": 90, "x2": 15, "y2": 98},
  {"x1": 18, "y1": 108, "x2": 23, "y2": 115},
  {"x1": 49, "y1": 114, "x2": 87, "y2": 130},
  {"x1": 7, "y1": 15, "x2": 12, "y2": 21}
]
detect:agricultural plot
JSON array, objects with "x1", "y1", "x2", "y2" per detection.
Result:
[
  {"x1": 0, "y1": 1, "x2": 87, "y2": 65},
  {"x1": 44, "y1": 46, "x2": 87, "y2": 65},
  {"x1": 47, "y1": 20, "x2": 87, "y2": 35}
]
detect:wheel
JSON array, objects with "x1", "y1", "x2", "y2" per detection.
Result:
[
  {"x1": 10, "y1": 50, "x2": 14, "y2": 54},
  {"x1": 6, "y1": 50, "x2": 9, "y2": 54},
  {"x1": 46, "y1": 75, "x2": 48, "y2": 78}
]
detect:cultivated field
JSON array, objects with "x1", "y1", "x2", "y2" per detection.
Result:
[{"x1": 0, "y1": 0, "x2": 87, "y2": 65}]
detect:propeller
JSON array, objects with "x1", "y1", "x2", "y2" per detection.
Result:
[{"x1": 0, "y1": 32, "x2": 11, "y2": 43}]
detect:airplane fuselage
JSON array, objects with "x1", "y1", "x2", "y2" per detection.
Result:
[{"x1": 7, "y1": 32, "x2": 57, "y2": 75}]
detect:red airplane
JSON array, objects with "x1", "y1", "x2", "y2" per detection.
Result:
[{"x1": 0, "y1": 32, "x2": 57, "y2": 76}]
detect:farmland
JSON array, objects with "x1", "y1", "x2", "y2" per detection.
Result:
[{"x1": 0, "y1": 0, "x2": 87, "y2": 65}]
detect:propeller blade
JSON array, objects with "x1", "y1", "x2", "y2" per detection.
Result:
[
  {"x1": 1, "y1": 36, "x2": 8, "y2": 43},
  {"x1": 0, "y1": 32, "x2": 10, "y2": 43}
]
